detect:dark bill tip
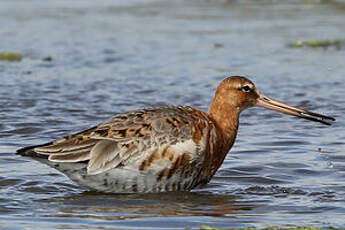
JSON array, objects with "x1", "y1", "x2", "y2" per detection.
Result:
[{"x1": 256, "y1": 94, "x2": 335, "y2": 126}]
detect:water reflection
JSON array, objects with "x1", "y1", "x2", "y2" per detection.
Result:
[{"x1": 40, "y1": 192, "x2": 251, "y2": 221}]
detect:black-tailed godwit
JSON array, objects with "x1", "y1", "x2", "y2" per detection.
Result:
[{"x1": 17, "y1": 76, "x2": 335, "y2": 193}]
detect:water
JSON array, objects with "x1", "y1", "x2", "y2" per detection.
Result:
[{"x1": 1, "y1": 0, "x2": 345, "y2": 229}]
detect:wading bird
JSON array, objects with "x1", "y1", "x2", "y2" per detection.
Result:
[{"x1": 17, "y1": 76, "x2": 335, "y2": 193}]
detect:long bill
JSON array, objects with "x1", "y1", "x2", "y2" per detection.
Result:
[{"x1": 256, "y1": 93, "x2": 336, "y2": 125}]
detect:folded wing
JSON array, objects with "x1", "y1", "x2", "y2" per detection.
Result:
[{"x1": 18, "y1": 106, "x2": 211, "y2": 176}]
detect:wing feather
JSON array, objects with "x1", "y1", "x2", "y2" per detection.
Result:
[
  {"x1": 87, "y1": 140, "x2": 123, "y2": 175},
  {"x1": 35, "y1": 139, "x2": 96, "y2": 154},
  {"x1": 19, "y1": 106, "x2": 212, "y2": 175},
  {"x1": 49, "y1": 151, "x2": 90, "y2": 162}
]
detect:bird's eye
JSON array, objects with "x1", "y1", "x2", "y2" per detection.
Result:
[{"x1": 241, "y1": 85, "x2": 251, "y2": 92}]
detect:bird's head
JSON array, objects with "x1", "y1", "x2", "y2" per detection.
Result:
[{"x1": 214, "y1": 76, "x2": 335, "y2": 125}]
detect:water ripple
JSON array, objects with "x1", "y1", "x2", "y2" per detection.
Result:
[{"x1": 1, "y1": 0, "x2": 344, "y2": 229}]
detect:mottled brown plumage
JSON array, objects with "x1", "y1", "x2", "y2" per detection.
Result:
[{"x1": 17, "y1": 76, "x2": 335, "y2": 193}]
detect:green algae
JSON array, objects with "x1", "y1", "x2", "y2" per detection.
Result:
[
  {"x1": 288, "y1": 39, "x2": 344, "y2": 49},
  {"x1": 0, "y1": 52, "x2": 55, "y2": 62},
  {"x1": 0, "y1": 52, "x2": 23, "y2": 61}
]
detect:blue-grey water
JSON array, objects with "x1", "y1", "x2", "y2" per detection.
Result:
[{"x1": 1, "y1": 0, "x2": 344, "y2": 229}]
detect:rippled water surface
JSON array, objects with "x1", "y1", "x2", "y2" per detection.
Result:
[{"x1": 1, "y1": 0, "x2": 345, "y2": 229}]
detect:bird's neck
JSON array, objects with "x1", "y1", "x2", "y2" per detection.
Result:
[
  {"x1": 200, "y1": 96, "x2": 239, "y2": 182},
  {"x1": 208, "y1": 96, "x2": 240, "y2": 146}
]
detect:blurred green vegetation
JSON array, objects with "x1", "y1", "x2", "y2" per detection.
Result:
[
  {"x1": 199, "y1": 226, "x2": 345, "y2": 230},
  {"x1": 0, "y1": 52, "x2": 54, "y2": 62},
  {"x1": 288, "y1": 40, "x2": 344, "y2": 49},
  {"x1": 0, "y1": 52, "x2": 23, "y2": 61}
]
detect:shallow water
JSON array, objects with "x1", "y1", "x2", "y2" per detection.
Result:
[{"x1": 1, "y1": 0, "x2": 345, "y2": 229}]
